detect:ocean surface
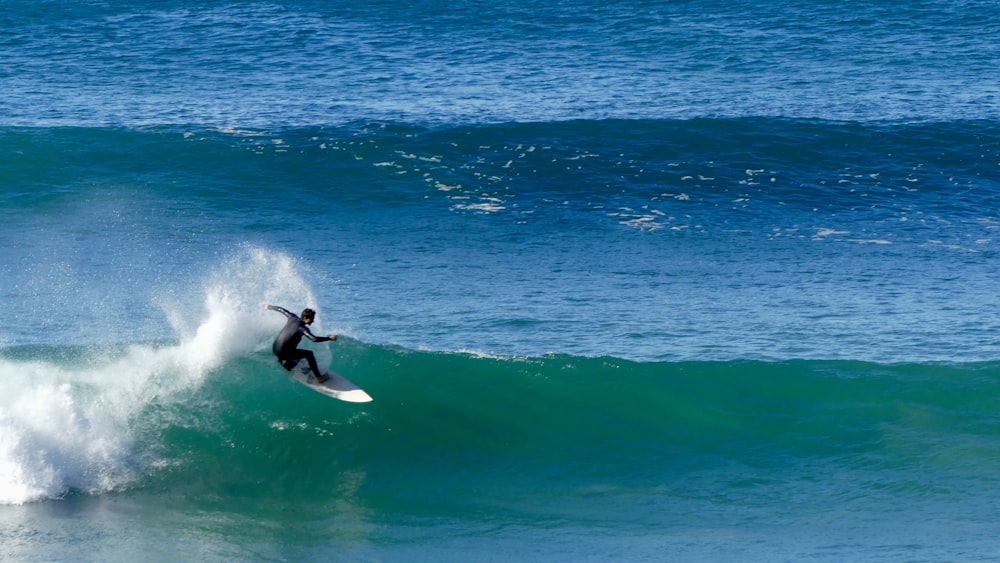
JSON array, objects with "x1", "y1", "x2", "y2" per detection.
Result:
[{"x1": 2, "y1": 0, "x2": 1000, "y2": 560}]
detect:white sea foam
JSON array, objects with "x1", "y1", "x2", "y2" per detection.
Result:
[{"x1": 0, "y1": 247, "x2": 317, "y2": 505}]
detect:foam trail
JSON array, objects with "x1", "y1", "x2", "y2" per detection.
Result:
[{"x1": 0, "y1": 247, "x2": 317, "y2": 504}]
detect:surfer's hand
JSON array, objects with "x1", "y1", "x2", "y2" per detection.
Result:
[
  {"x1": 329, "y1": 335, "x2": 337, "y2": 341},
  {"x1": 261, "y1": 302, "x2": 269, "y2": 310}
]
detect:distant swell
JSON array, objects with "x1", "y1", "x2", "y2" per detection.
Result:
[
  {"x1": 2, "y1": 119, "x2": 999, "y2": 363},
  {"x1": 4, "y1": 118, "x2": 998, "y2": 221}
]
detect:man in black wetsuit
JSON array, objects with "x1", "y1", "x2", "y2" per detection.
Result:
[{"x1": 263, "y1": 303, "x2": 337, "y2": 383}]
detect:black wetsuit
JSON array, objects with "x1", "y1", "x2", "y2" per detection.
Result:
[{"x1": 267, "y1": 305, "x2": 332, "y2": 379}]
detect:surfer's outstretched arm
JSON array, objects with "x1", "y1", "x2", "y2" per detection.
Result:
[
  {"x1": 263, "y1": 303, "x2": 293, "y2": 318},
  {"x1": 301, "y1": 326, "x2": 335, "y2": 343}
]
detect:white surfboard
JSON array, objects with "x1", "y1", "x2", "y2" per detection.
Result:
[{"x1": 288, "y1": 359, "x2": 373, "y2": 403}]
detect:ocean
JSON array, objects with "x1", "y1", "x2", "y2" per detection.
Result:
[{"x1": 2, "y1": 0, "x2": 1000, "y2": 560}]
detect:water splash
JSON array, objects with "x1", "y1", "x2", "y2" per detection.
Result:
[{"x1": 0, "y1": 246, "x2": 317, "y2": 504}]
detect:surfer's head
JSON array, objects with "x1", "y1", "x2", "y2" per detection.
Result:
[{"x1": 301, "y1": 308, "x2": 316, "y2": 324}]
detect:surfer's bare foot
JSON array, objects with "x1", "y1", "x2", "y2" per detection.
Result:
[{"x1": 316, "y1": 372, "x2": 330, "y2": 384}]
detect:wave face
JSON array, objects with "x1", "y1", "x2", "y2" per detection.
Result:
[
  {"x1": 5, "y1": 332, "x2": 1000, "y2": 560},
  {"x1": 5, "y1": 333, "x2": 1000, "y2": 511}
]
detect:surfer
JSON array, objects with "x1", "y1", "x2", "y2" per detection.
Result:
[{"x1": 263, "y1": 303, "x2": 337, "y2": 384}]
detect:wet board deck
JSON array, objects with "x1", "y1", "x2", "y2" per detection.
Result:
[{"x1": 288, "y1": 359, "x2": 373, "y2": 403}]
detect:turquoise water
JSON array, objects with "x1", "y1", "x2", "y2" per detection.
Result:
[
  {"x1": 3, "y1": 0, "x2": 1000, "y2": 560},
  {"x1": 5, "y1": 343, "x2": 1000, "y2": 560}
]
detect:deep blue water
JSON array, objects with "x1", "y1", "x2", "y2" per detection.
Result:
[
  {"x1": 2, "y1": 1, "x2": 1000, "y2": 560},
  {"x1": 4, "y1": 0, "x2": 1000, "y2": 126}
]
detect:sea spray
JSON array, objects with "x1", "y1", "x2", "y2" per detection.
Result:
[
  {"x1": 162, "y1": 246, "x2": 323, "y2": 368},
  {"x1": 0, "y1": 247, "x2": 321, "y2": 504}
]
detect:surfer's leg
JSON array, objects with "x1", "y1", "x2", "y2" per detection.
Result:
[
  {"x1": 292, "y1": 349, "x2": 327, "y2": 383},
  {"x1": 275, "y1": 351, "x2": 298, "y2": 371},
  {"x1": 303, "y1": 350, "x2": 328, "y2": 383}
]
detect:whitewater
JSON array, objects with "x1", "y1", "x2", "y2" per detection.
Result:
[{"x1": 0, "y1": 250, "x2": 321, "y2": 504}]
